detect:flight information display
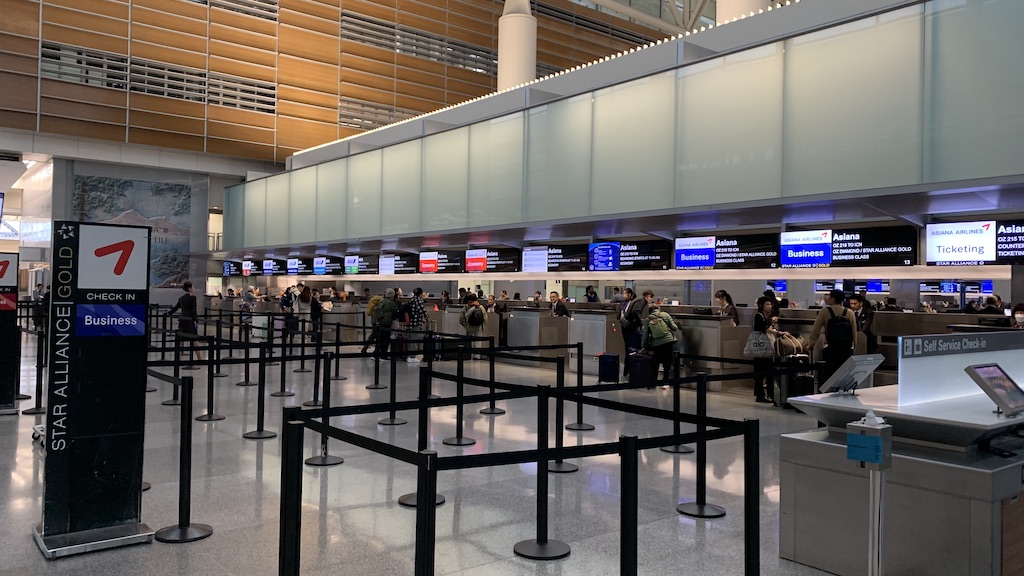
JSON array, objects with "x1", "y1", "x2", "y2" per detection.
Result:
[
  {"x1": 313, "y1": 256, "x2": 343, "y2": 275},
  {"x1": 674, "y1": 236, "x2": 716, "y2": 270},
  {"x1": 474, "y1": 248, "x2": 520, "y2": 272},
  {"x1": 344, "y1": 255, "x2": 379, "y2": 275},
  {"x1": 522, "y1": 246, "x2": 548, "y2": 272},
  {"x1": 241, "y1": 260, "x2": 259, "y2": 276},
  {"x1": 866, "y1": 281, "x2": 890, "y2": 293},
  {"x1": 262, "y1": 259, "x2": 287, "y2": 275},
  {"x1": 926, "y1": 221, "x2": 996, "y2": 266},
  {"x1": 419, "y1": 251, "x2": 461, "y2": 273},
  {"x1": 547, "y1": 245, "x2": 588, "y2": 272},
  {"x1": 780, "y1": 230, "x2": 832, "y2": 268},
  {"x1": 714, "y1": 234, "x2": 780, "y2": 269},
  {"x1": 222, "y1": 261, "x2": 242, "y2": 277},
  {"x1": 996, "y1": 220, "x2": 1024, "y2": 264},
  {"x1": 588, "y1": 242, "x2": 620, "y2": 271},
  {"x1": 831, "y1": 226, "x2": 917, "y2": 267},
  {"x1": 618, "y1": 240, "x2": 671, "y2": 271},
  {"x1": 286, "y1": 258, "x2": 314, "y2": 275}
]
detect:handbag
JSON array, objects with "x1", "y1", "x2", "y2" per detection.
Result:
[{"x1": 743, "y1": 330, "x2": 775, "y2": 359}]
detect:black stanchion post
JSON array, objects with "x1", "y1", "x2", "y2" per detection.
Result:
[
  {"x1": 367, "y1": 335, "x2": 385, "y2": 390},
  {"x1": 303, "y1": 338, "x2": 324, "y2": 408},
  {"x1": 236, "y1": 326, "x2": 255, "y2": 386},
  {"x1": 480, "y1": 336, "x2": 504, "y2": 416},
  {"x1": 162, "y1": 335, "x2": 182, "y2": 407},
  {"x1": 196, "y1": 343, "x2": 225, "y2": 422},
  {"x1": 662, "y1": 356, "x2": 694, "y2": 455},
  {"x1": 155, "y1": 376, "x2": 213, "y2": 543},
  {"x1": 678, "y1": 372, "x2": 725, "y2": 518},
  {"x1": 306, "y1": 353, "x2": 343, "y2": 467},
  {"x1": 243, "y1": 344, "x2": 276, "y2": 440},
  {"x1": 443, "y1": 347, "x2": 474, "y2": 446},
  {"x1": 620, "y1": 435, "x2": 639, "y2": 576},
  {"x1": 379, "y1": 345, "x2": 407, "y2": 425},
  {"x1": 566, "y1": 342, "x2": 594, "y2": 431},
  {"x1": 212, "y1": 319, "x2": 227, "y2": 378},
  {"x1": 22, "y1": 328, "x2": 46, "y2": 415},
  {"x1": 272, "y1": 333, "x2": 295, "y2": 397},
  {"x1": 514, "y1": 385, "x2": 571, "y2": 560},
  {"x1": 294, "y1": 320, "x2": 311, "y2": 373},
  {"x1": 266, "y1": 314, "x2": 279, "y2": 366},
  {"x1": 333, "y1": 322, "x2": 342, "y2": 379},
  {"x1": 399, "y1": 367, "x2": 445, "y2": 508},
  {"x1": 743, "y1": 418, "x2": 760, "y2": 576},
  {"x1": 279, "y1": 415, "x2": 304, "y2": 576},
  {"x1": 549, "y1": 356, "x2": 577, "y2": 474},
  {"x1": 413, "y1": 449, "x2": 439, "y2": 576}
]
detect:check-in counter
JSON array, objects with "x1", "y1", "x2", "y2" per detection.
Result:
[
  {"x1": 874, "y1": 311, "x2": 991, "y2": 368},
  {"x1": 322, "y1": 304, "x2": 365, "y2": 344}
]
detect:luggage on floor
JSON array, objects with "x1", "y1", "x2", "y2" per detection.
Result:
[
  {"x1": 598, "y1": 353, "x2": 619, "y2": 383},
  {"x1": 627, "y1": 353, "x2": 657, "y2": 387},
  {"x1": 775, "y1": 354, "x2": 815, "y2": 407}
]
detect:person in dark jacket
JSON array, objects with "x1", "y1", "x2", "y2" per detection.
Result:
[
  {"x1": 166, "y1": 281, "x2": 202, "y2": 361},
  {"x1": 848, "y1": 293, "x2": 876, "y2": 353},
  {"x1": 641, "y1": 305, "x2": 679, "y2": 386},
  {"x1": 548, "y1": 291, "x2": 570, "y2": 316},
  {"x1": 978, "y1": 296, "x2": 1005, "y2": 315},
  {"x1": 619, "y1": 288, "x2": 649, "y2": 377}
]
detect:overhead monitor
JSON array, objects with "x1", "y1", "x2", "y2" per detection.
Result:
[
  {"x1": 780, "y1": 230, "x2": 832, "y2": 268},
  {"x1": 964, "y1": 364, "x2": 1024, "y2": 417},
  {"x1": 419, "y1": 251, "x2": 459, "y2": 273},
  {"x1": 926, "y1": 221, "x2": 996, "y2": 266},
  {"x1": 588, "y1": 241, "x2": 620, "y2": 271},
  {"x1": 713, "y1": 233, "x2": 780, "y2": 269},
  {"x1": 392, "y1": 253, "x2": 418, "y2": 274},
  {"x1": 312, "y1": 256, "x2": 343, "y2": 275},
  {"x1": 522, "y1": 246, "x2": 548, "y2": 273},
  {"x1": 0, "y1": 192, "x2": 4, "y2": 217},
  {"x1": 831, "y1": 226, "x2": 917, "y2": 267},
  {"x1": 996, "y1": 220, "x2": 1024, "y2": 264},
  {"x1": 484, "y1": 248, "x2": 520, "y2": 272},
  {"x1": 222, "y1": 261, "x2": 242, "y2": 277},
  {"x1": 344, "y1": 254, "x2": 379, "y2": 275},
  {"x1": 262, "y1": 259, "x2": 287, "y2": 275},
  {"x1": 865, "y1": 281, "x2": 889, "y2": 293},
  {"x1": 618, "y1": 240, "x2": 671, "y2": 270},
  {"x1": 674, "y1": 236, "x2": 716, "y2": 270},
  {"x1": 286, "y1": 257, "x2": 314, "y2": 275},
  {"x1": 241, "y1": 260, "x2": 257, "y2": 276},
  {"x1": 768, "y1": 280, "x2": 787, "y2": 293},
  {"x1": 819, "y1": 354, "x2": 885, "y2": 394},
  {"x1": 546, "y1": 245, "x2": 588, "y2": 272}
]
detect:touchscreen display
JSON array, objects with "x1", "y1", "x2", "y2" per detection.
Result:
[{"x1": 966, "y1": 364, "x2": 1024, "y2": 415}]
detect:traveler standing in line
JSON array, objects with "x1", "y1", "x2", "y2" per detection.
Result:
[
  {"x1": 715, "y1": 290, "x2": 739, "y2": 327},
  {"x1": 294, "y1": 285, "x2": 312, "y2": 334},
  {"x1": 585, "y1": 285, "x2": 600, "y2": 302},
  {"x1": 309, "y1": 289, "x2": 324, "y2": 342},
  {"x1": 32, "y1": 283, "x2": 46, "y2": 328},
  {"x1": 361, "y1": 292, "x2": 382, "y2": 354},
  {"x1": 751, "y1": 296, "x2": 785, "y2": 403},
  {"x1": 808, "y1": 289, "x2": 858, "y2": 383},
  {"x1": 619, "y1": 288, "x2": 648, "y2": 377},
  {"x1": 641, "y1": 304, "x2": 679, "y2": 387},
  {"x1": 406, "y1": 287, "x2": 426, "y2": 363},
  {"x1": 549, "y1": 291, "x2": 570, "y2": 317},
  {"x1": 166, "y1": 281, "x2": 202, "y2": 361},
  {"x1": 459, "y1": 294, "x2": 487, "y2": 359},
  {"x1": 372, "y1": 289, "x2": 399, "y2": 359},
  {"x1": 848, "y1": 293, "x2": 876, "y2": 353}
]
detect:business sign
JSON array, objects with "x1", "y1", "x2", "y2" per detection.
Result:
[
  {"x1": 313, "y1": 256, "x2": 343, "y2": 275},
  {"x1": 547, "y1": 245, "x2": 588, "y2": 272},
  {"x1": 780, "y1": 230, "x2": 832, "y2": 268},
  {"x1": 522, "y1": 246, "x2": 548, "y2": 272},
  {"x1": 588, "y1": 242, "x2": 620, "y2": 271},
  {"x1": 222, "y1": 261, "x2": 242, "y2": 277},
  {"x1": 714, "y1": 234, "x2": 779, "y2": 269},
  {"x1": 926, "y1": 221, "x2": 996, "y2": 266},
  {"x1": 831, "y1": 226, "x2": 917, "y2": 267},
  {"x1": 0, "y1": 253, "x2": 19, "y2": 414},
  {"x1": 38, "y1": 222, "x2": 152, "y2": 555},
  {"x1": 618, "y1": 240, "x2": 671, "y2": 271},
  {"x1": 286, "y1": 258, "x2": 314, "y2": 275},
  {"x1": 674, "y1": 236, "x2": 716, "y2": 270},
  {"x1": 344, "y1": 254, "x2": 379, "y2": 275}
]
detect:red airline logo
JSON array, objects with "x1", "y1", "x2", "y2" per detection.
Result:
[
  {"x1": 0, "y1": 260, "x2": 8, "y2": 278},
  {"x1": 982, "y1": 223, "x2": 991, "y2": 231},
  {"x1": 94, "y1": 240, "x2": 135, "y2": 276}
]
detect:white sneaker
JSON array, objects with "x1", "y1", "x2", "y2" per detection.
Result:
[{"x1": 406, "y1": 357, "x2": 420, "y2": 363}]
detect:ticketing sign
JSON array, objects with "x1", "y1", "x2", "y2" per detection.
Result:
[
  {"x1": 286, "y1": 258, "x2": 314, "y2": 275},
  {"x1": 222, "y1": 261, "x2": 242, "y2": 277},
  {"x1": 313, "y1": 256, "x2": 343, "y2": 275},
  {"x1": 262, "y1": 259, "x2": 286, "y2": 275},
  {"x1": 522, "y1": 246, "x2": 548, "y2": 272},
  {"x1": 926, "y1": 221, "x2": 996, "y2": 266},
  {"x1": 547, "y1": 245, "x2": 588, "y2": 272},
  {"x1": 618, "y1": 240, "x2": 671, "y2": 271},
  {"x1": 344, "y1": 254, "x2": 379, "y2": 274}
]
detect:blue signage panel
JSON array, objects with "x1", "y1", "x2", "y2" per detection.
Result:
[
  {"x1": 76, "y1": 304, "x2": 147, "y2": 337},
  {"x1": 674, "y1": 236, "x2": 716, "y2": 270},
  {"x1": 780, "y1": 230, "x2": 832, "y2": 268},
  {"x1": 847, "y1": 433, "x2": 884, "y2": 464},
  {"x1": 588, "y1": 242, "x2": 620, "y2": 271}
]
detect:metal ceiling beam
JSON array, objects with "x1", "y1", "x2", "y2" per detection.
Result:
[{"x1": 587, "y1": 0, "x2": 686, "y2": 36}]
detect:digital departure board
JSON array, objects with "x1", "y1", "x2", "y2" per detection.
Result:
[
  {"x1": 262, "y1": 259, "x2": 287, "y2": 275},
  {"x1": 313, "y1": 256, "x2": 343, "y2": 275},
  {"x1": 996, "y1": 220, "x2": 1024, "y2": 264},
  {"x1": 522, "y1": 246, "x2": 548, "y2": 273},
  {"x1": 241, "y1": 260, "x2": 258, "y2": 276},
  {"x1": 286, "y1": 258, "x2": 314, "y2": 275},
  {"x1": 547, "y1": 245, "x2": 588, "y2": 272},
  {"x1": 419, "y1": 251, "x2": 460, "y2": 273},
  {"x1": 714, "y1": 234, "x2": 780, "y2": 269},
  {"x1": 674, "y1": 236, "x2": 716, "y2": 270},
  {"x1": 619, "y1": 240, "x2": 671, "y2": 271},
  {"x1": 588, "y1": 242, "x2": 620, "y2": 271},
  {"x1": 831, "y1": 226, "x2": 917, "y2": 267},
  {"x1": 344, "y1": 255, "x2": 379, "y2": 275},
  {"x1": 466, "y1": 248, "x2": 520, "y2": 272},
  {"x1": 222, "y1": 261, "x2": 242, "y2": 277}
]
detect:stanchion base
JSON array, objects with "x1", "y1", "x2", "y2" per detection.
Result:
[
  {"x1": 243, "y1": 429, "x2": 278, "y2": 440},
  {"x1": 565, "y1": 422, "x2": 595, "y2": 431},
  {"x1": 480, "y1": 407, "x2": 506, "y2": 415},
  {"x1": 305, "y1": 455, "x2": 344, "y2": 467},
  {"x1": 677, "y1": 501, "x2": 726, "y2": 519},
  {"x1": 212, "y1": 373, "x2": 228, "y2": 378},
  {"x1": 378, "y1": 417, "x2": 407, "y2": 426},
  {"x1": 16, "y1": 394, "x2": 30, "y2": 401},
  {"x1": 271, "y1": 391, "x2": 296, "y2": 397},
  {"x1": 0, "y1": 408, "x2": 18, "y2": 416},
  {"x1": 195, "y1": 414, "x2": 226, "y2": 422},
  {"x1": 145, "y1": 387, "x2": 157, "y2": 393},
  {"x1": 22, "y1": 407, "x2": 46, "y2": 415},
  {"x1": 428, "y1": 394, "x2": 441, "y2": 400},
  {"x1": 181, "y1": 366, "x2": 200, "y2": 371},
  {"x1": 397, "y1": 492, "x2": 445, "y2": 508},
  {"x1": 293, "y1": 368, "x2": 312, "y2": 374},
  {"x1": 334, "y1": 376, "x2": 348, "y2": 381},
  {"x1": 235, "y1": 381, "x2": 257, "y2": 387},
  {"x1": 548, "y1": 461, "x2": 579, "y2": 474},
  {"x1": 443, "y1": 436, "x2": 476, "y2": 446},
  {"x1": 141, "y1": 482, "x2": 151, "y2": 492},
  {"x1": 365, "y1": 384, "x2": 387, "y2": 390},
  {"x1": 513, "y1": 539, "x2": 571, "y2": 560},
  {"x1": 266, "y1": 362, "x2": 280, "y2": 367},
  {"x1": 302, "y1": 400, "x2": 323, "y2": 407},
  {"x1": 661, "y1": 444, "x2": 695, "y2": 454},
  {"x1": 161, "y1": 399, "x2": 181, "y2": 406},
  {"x1": 154, "y1": 523, "x2": 213, "y2": 543}
]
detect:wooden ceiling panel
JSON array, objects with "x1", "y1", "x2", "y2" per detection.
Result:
[
  {"x1": 277, "y1": 101, "x2": 338, "y2": 124},
  {"x1": 207, "y1": 119, "x2": 275, "y2": 144},
  {"x1": 41, "y1": 97, "x2": 126, "y2": 124},
  {"x1": 129, "y1": 109, "x2": 206, "y2": 135},
  {"x1": 211, "y1": 8, "x2": 277, "y2": 36},
  {"x1": 276, "y1": 115, "x2": 338, "y2": 150},
  {"x1": 0, "y1": 52, "x2": 37, "y2": 76},
  {"x1": 41, "y1": 78, "x2": 127, "y2": 107},
  {"x1": 0, "y1": 72, "x2": 38, "y2": 112},
  {"x1": 278, "y1": 55, "x2": 338, "y2": 94},
  {"x1": 395, "y1": 53, "x2": 444, "y2": 76},
  {"x1": 342, "y1": 0, "x2": 396, "y2": 22},
  {"x1": 133, "y1": 0, "x2": 208, "y2": 21},
  {"x1": 0, "y1": 110, "x2": 37, "y2": 131},
  {"x1": 209, "y1": 22, "x2": 276, "y2": 51},
  {"x1": 279, "y1": 8, "x2": 338, "y2": 36},
  {"x1": 278, "y1": 85, "x2": 338, "y2": 110},
  {"x1": 129, "y1": 126, "x2": 204, "y2": 151},
  {"x1": 278, "y1": 25, "x2": 338, "y2": 65},
  {"x1": 208, "y1": 55, "x2": 276, "y2": 83},
  {"x1": 209, "y1": 39, "x2": 276, "y2": 68},
  {"x1": 42, "y1": 116, "x2": 126, "y2": 141},
  {"x1": 208, "y1": 137, "x2": 276, "y2": 161},
  {"x1": 396, "y1": 0, "x2": 446, "y2": 22},
  {"x1": 208, "y1": 104, "x2": 276, "y2": 129},
  {"x1": 42, "y1": 25, "x2": 128, "y2": 54},
  {"x1": 47, "y1": 0, "x2": 129, "y2": 20},
  {"x1": 43, "y1": 5, "x2": 128, "y2": 38},
  {"x1": 1, "y1": 0, "x2": 41, "y2": 38},
  {"x1": 132, "y1": 24, "x2": 207, "y2": 55},
  {"x1": 131, "y1": 41, "x2": 207, "y2": 70},
  {"x1": 129, "y1": 92, "x2": 204, "y2": 118},
  {"x1": 395, "y1": 66, "x2": 445, "y2": 90},
  {"x1": 340, "y1": 68, "x2": 395, "y2": 93},
  {"x1": 132, "y1": 6, "x2": 207, "y2": 37},
  {"x1": 0, "y1": 34, "x2": 40, "y2": 57},
  {"x1": 280, "y1": 0, "x2": 340, "y2": 21}
]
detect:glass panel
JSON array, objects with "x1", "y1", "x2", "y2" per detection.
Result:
[
  {"x1": 525, "y1": 94, "x2": 592, "y2": 222},
  {"x1": 782, "y1": 6, "x2": 924, "y2": 196},
  {"x1": 469, "y1": 112, "x2": 524, "y2": 228},
  {"x1": 422, "y1": 127, "x2": 469, "y2": 231},
  {"x1": 288, "y1": 167, "x2": 317, "y2": 244},
  {"x1": 264, "y1": 173, "x2": 290, "y2": 246},
  {"x1": 381, "y1": 140, "x2": 422, "y2": 235},
  {"x1": 591, "y1": 70, "x2": 676, "y2": 215},
  {"x1": 315, "y1": 159, "x2": 346, "y2": 242},
  {"x1": 223, "y1": 183, "x2": 244, "y2": 250},
  {"x1": 925, "y1": 0, "x2": 1024, "y2": 182},
  {"x1": 242, "y1": 179, "x2": 266, "y2": 248},
  {"x1": 347, "y1": 150, "x2": 382, "y2": 239},
  {"x1": 677, "y1": 43, "x2": 784, "y2": 206}
]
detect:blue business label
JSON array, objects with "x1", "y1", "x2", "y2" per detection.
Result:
[
  {"x1": 846, "y1": 433, "x2": 883, "y2": 464},
  {"x1": 674, "y1": 236, "x2": 716, "y2": 270},
  {"x1": 76, "y1": 304, "x2": 147, "y2": 337}
]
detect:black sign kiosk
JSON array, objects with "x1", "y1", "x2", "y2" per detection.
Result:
[
  {"x1": 34, "y1": 222, "x2": 154, "y2": 558},
  {"x1": 0, "y1": 252, "x2": 18, "y2": 416}
]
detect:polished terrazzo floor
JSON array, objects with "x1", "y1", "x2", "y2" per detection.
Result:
[{"x1": 2, "y1": 333, "x2": 832, "y2": 575}]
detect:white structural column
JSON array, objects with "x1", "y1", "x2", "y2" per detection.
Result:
[{"x1": 497, "y1": 0, "x2": 537, "y2": 91}]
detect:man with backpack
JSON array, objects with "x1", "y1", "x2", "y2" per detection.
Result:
[
  {"x1": 640, "y1": 304, "x2": 679, "y2": 387},
  {"x1": 808, "y1": 289, "x2": 858, "y2": 383},
  {"x1": 459, "y1": 294, "x2": 486, "y2": 359},
  {"x1": 371, "y1": 289, "x2": 399, "y2": 358}
]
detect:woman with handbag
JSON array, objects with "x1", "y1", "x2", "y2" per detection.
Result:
[{"x1": 747, "y1": 296, "x2": 789, "y2": 403}]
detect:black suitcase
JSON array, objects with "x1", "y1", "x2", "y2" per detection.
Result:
[
  {"x1": 627, "y1": 353, "x2": 657, "y2": 387},
  {"x1": 775, "y1": 354, "x2": 814, "y2": 407},
  {"x1": 598, "y1": 353, "x2": 619, "y2": 383}
]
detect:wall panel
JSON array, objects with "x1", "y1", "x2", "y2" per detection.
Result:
[{"x1": 41, "y1": 116, "x2": 125, "y2": 141}]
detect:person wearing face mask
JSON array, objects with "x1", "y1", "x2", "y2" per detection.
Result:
[{"x1": 1012, "y1": 304, "x2": 1024, "y2": 329}]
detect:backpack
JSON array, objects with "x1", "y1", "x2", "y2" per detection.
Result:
[
  {"x1": 466, "y1": 306, "x2": 484, "y2": 327},
  {"x1": 825, "y1": 307, "x2": 853, "y2": 350},
  {"x1": 372, "y1": 299, "x2": 395, "y2": 326},
  {"x1": 397, "y1": 301, "x2": 412, "y2": 325},
  {"x1": 647, "y1": 313, "x2": 671, "y2": 340},
  {"x1": 280, "y1": 291, "x2": 293, "y2": 310}
]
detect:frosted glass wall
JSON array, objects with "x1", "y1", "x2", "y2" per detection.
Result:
[{"x1": 222, "y1": 0, "x2": 1024, "y2": 251}]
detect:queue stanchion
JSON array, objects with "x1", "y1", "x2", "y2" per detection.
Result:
[
  {"x1": 661, "y1": 356, "x2": 694, "y2": 455},
  {"x1": 367, "y1": 332, "x2": 385, "y2": 390},
  {"x1": 266, "y1": 314, "x2": 279, "y2": 366},
  {"x1": 212, "y1": 319, "x2": 227, "y2": 378},
  {"x1": 160, "y1": 312, "x2": 169, "y2": 362},
  {"x1": 243, "y1": 344, "x2": 277, "y2": 440},
  {"x1": 379, "y1": 341, "x2": 407, "y2": 425},
  {"x1": 303, "y1": 338, "x2": 324, "y2": 407},
  {"x1": 196, "y1": 341, "x2": 225, "y2": 422},
  {"x1": 162, "y1": 335, "x2": 183, "y2": 406},
  {"x1": 548, "y1": 356, "x2": 577, "y2": 474},
  {"x1": 743, "y1": 418, "x2": 761, "y2": 576},
  {"x1": 620, "y1": 435, "x2": 639, "y2": 576},
  {"x1": 181, "y1": 332, "x2": 200, "y2": 371},
  {"x1": 17, "y1": 326, "x2": 35, "y2": 400},
  {"x1": 413, "y1": 449, "x2": 440, "y2": 576},
  {"x1": 155, "y1": 376, "x2": 213, "y2": 543},
  {"x1": 442, "y1": 347, "x2": 474, "y2": 445},
  {"x1": 272, "y1": 335, "x2": 295, "y2": 397},
  {"x1": 399, "y1": 366, "x2": 445, "y2": 508},
  {"x1": 294, "y1": 320, "x2": 311, "y2": 373},
  {"x1": 235, "y1": 326, "x2": 256, "y2": 387},
  {"x1": 332, "y1": 322, "x2": 342, "y2": 379},
  {"x1": 22, "y1": 328, "x2": 47, "y2": 415},
  {"x1": 279, "y1": 414, "x2": 304, "y2": 576},
  {"x1": 224, "y1": 309, "x2": 234, "y2": 358},
  {"x1": 514, "y1": 385, "x2": 571, "y2": 560},
  {"x1": 565, "y1": 341, "x2": 594, "y2": 431},
  {"x1": 677, "y1": 372, "x2": 725, "y2": 518},
  {"x1": 306, "y1": 353, "x2": 343, "y2": 467},
  {"x1": 480, "y1": 336, "x2": 505, "y2": 416}
]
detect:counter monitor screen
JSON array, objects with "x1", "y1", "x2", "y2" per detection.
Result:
[
  {"x1": 713, "y1": 233, "x2": 779, "y2": 269},
  {"x1": 819, "y1": 354, "x2": 884, "y2": 394},
  {"x1": 618, "y1": 240, "x2": 671, "y2": 270},
  {"x1": 964, "y1": 364, "x2": 1024, "y2": 417},
  {"x1": 831, "y1": 226, "x2": 917, "y2": 267}
]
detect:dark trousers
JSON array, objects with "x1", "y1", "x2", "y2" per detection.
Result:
[
  {"x1": 621, "y1": 328, "x2": 640, "y2": 374},
  {"x1": 362, "y1": 325, "x2": 379, "y2": 353},
  {"x1": 375, "y1": 327, "x2": 392, "y2": 358},
  {"x1": 753, "y1": 357, "x2": 774, "y2": 399},
  {"x1": 651, "y1": 342, "x2": 674, "y2": 381},
  {"x1": 822, "y1": 345, "x2": 852, "y2": 384}
]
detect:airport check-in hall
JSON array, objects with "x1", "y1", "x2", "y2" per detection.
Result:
[{"x1": 5, "y1": 0, "x2": 1024, "y2": 575}]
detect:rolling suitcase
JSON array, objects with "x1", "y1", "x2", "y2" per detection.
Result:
[
  {"x1": 627, "y1": 353, "x2": 657, "y2": 388},
  {"x1": 598, "y1": 353, "x2": 619, "y2": 383},
  {"x1": 775, "y1": 354, "x2": 814, "y2": 408}
]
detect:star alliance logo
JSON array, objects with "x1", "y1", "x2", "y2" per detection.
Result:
[{"x1": 57, "y1": 223, "x2": 76, "y2": 240}]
